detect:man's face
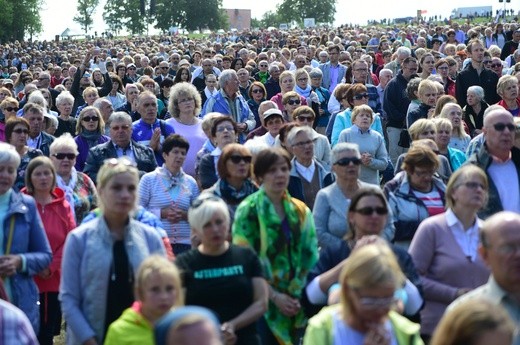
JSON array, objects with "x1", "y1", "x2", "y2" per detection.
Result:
[
  {"x1": 38, "y1": 75, "x2": 50, "y2": 88},
  {"x1": 170, "y1": 54, "x2": 180, "y2": 66},
  {"x1": 137, "y1": 94, "x2": 158, "y2": 123},
  {"x1": 224, "y1": 74, "x2": 239, "y2": 95},
  {"x1": 100, "y1": 101, "x2": 114, "y2": 120},
  {"x1": 483, "y1": 111, "x2": 515, "y2": 154},
  {"x1": 379, "y1": 71, "x2": 393, "y2": 88},
  {"x1": 222, "y1": 59, "x2": 231, "y2": 70},
  {"x1": 110, "y1": 120, "x2": 132, "y2": 147},
  {"x1": 205, "y1": 76, "x2": 217, "y2": 90},
  {"x1": 294, "y1": 56, "x2": 306, "y2": 69},
  {"x1": 159, "y1": 63, "x2": 169, "y2": 76},
  {"x1": 470, "y1": 43, "x2": 485, "y2": 64},
  {"x1": 514, "y1": 31, "x2": 520, "y2": 42},
  {"x1": 352, "y1": 61, "x2": 369, "y2": 83},
  {"x1": 24, "y1": 110, "x2": 44, "y2": 137},
  {"x1": 329, "y1": 50, "x2": 339, "y2": 63},
  {"x1": 202, "y1": 60, "x2": 213, "y2": 74},
  {"x1": 402, "y1": 61, "x2": 418, "y2": 79},
  {"x1": 237, "y1": 70, "x2": 249, "y2": 83},
  {"x1": 126, "y1": 85, "x2": 139, "y2": 103},
  {"x1": 53, "y1": 68, "x2": 62, "y2": 78}
]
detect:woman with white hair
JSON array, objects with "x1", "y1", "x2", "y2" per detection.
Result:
[
  {"x1": 463, "y1": 85, "x2": 488, "y2": 137},
  {"x1": 496, "y1": 74, "x2": 520, "y2": 116},
  {"x1": 309, "y1": 68, "x2": 331, "y2": 134}
]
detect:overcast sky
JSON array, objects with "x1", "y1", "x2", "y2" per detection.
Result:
[{"x1": 39, "y1": 0, "x2": 512, "y2": 40}]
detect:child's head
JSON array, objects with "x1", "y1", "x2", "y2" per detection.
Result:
[{"x1": 135, "y1": 255, "x2": 184, "y2": 320}]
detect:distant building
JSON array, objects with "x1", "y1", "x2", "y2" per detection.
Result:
[{"x1": 225, "y1": 9, "x2": 251, "y2": 30}]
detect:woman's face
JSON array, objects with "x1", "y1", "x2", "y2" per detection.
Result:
[
  {"x1": 197, "y1": 210, "x2": 229, "y2": 250},
  {"x1": 139, "y1": 271, "x2": 178, "y2": 322},
  {"x1": 280, "y1": 76, "x2": 295, "y2": 93},
  {"x1": 0, "y1": 161, "x2": 17, "y2": 195},
  {"x1": 446, "y1": 106, "x2": 463, "y2": 128},
  {"x1": 332, "y1": 151, "x2": 360, "y2": 182},
  {"x1": 111, "y1": 81, "x2": 119, "y2": 92},
  {"x1": 81, "y1": 110, "x2": 99, "y2": 131},
  {"x1": 467, "y1": 91, "x2": 480, "y2": 107},
  {"x1": 51, "y1": 148, "x2": 77, "y2": 177},
  {"x1": 99, "y1": 172, "x2": 137, "y2": 216},
  {"x1": 436, "y1": 63, "x2": 449, "y2": 78},
  {"x1": 346, "y1": 283, "x2": 395, "y2": 329},
  {"x1": 284, "y1": 97, "x2": 301, "y2": 115},
  {"x1": 261, "y1": 157, "x2": 290, "y2": 197},
  {"x1": 85, "y1": 92, "x2": 99, "y2": 106},
  {"x1": 296, "y1": 74, "x2": 309, "y2": 89},
  {"x1": 421, "y1": 56, "x2": 435, "y2": 74},
  {"x1": 352, "y1": 92, "x2": 369, "y2": 107},
  {"x1": 64, "y1": 79, "x2": 72, "y2": 90},
  {"x1": 501, "y1": 82, "x2": 518, "y2": 101},
  {"x1": 420, "y1": 88, "x2": 437, "y2": 107},
  {"x1": 450, "y1": 174, "x2": 487, "y2": 211},
  {"x1": 408, "y1": 166, "x2": 435, "y2": 193},
  {"x1": 57, "y1": 100, "x2": 73, "y2": 116},
  {"x1": 93, "y1": 71, "x2": 102, "y2": 82},
  {"x1": 225, "y1": 151, "x2": 251, "y2": 181},
  {"x1": 177, "y1": 95, "x2": 195, "y2": 116},
  {"x1": 9, "y1": 123, "x2": 29, "y2": 147},
  {"x1": 181, "y1": 70, "x2": 189, "y2": 81},
  {"x1": 2, "y1": 103, "x2": 19, "y2": 121},
  {"x1": 30, "y1": 164, "x2": 54, "y2": 193},
  {"x1": 214, "y1": 121, "x2": 236, "y2": 148},
  {"x1": 251, "y1": 85, "x2": 265, "y2": 102},
  {"x1": 436, "y1": 126, "x2": 452, "y2": 148},
  {"x1": 233, "y1": 60, "x2": 243, "y2": 71},
  {"x1": 349, "y1": 195, "x2": 387, "y2": 238},
  {"x1": 163, "y1": 146, "x2": 187, "y2": 174},
  {"x1": 353, "y1": 111, "x2": 372, "y2": 131}
]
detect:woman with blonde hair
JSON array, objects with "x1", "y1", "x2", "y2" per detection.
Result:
[
  {"x1": 433, "y1": 118, "x2": 466, "y2": 172},
  {"x1": 270, "y1": 71, "x2": 307, "y2": 111},
  {"x1": 304, "y1": 242, "x2": 423, "y2": 345},
  {"x1": 439, "y1": 102, "x2": 470, "y2": 152}
]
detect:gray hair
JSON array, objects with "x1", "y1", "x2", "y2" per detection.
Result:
[
  {"x1": 28, "y1": 90, "x2": 48, "y2": 109},
  {"x1": 286, "y1": 125, "x2": 313, "y2": 147},
  {"x1": 396, "y1": 46, "x2": 412, "y2": 57},
  {"x1": 269, "y1": 63, "x2": 280, "y2": 74},
  {"x1": 331, "y1": 142, "x2": 361, "y2": 164},
  {"x1": 0, "y1": 142, "x2": 21, "y2": 169},
  {"x1": 218, "y1": 69, "x2": 237, "y2": 89},
  {"x1": 309, "y1": 68, "x2": 323, "y2": 79},
  {"x1": 467, "y1": 85, "x2": 485, "y2": 101},
  {"x1": 56, "y1": 91, "x2": 74, "y2": 107},
  {"x1": 379, "y1": 68, "x2": 393, "y2": 78},
  {"x1": 50, "y1": 132, "x2": 79, "y2": 155},
  {"x1": 93, "y1": 97, "x2": 111, "y2": 110},
  {"x1": 188, "y1": 195, "x2": 230, "y2": 232},
  {"x1": 107, "y1": 111, "x2": 132, "y2": 126}
]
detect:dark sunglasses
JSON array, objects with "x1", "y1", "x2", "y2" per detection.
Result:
[
  {"x1": 161, "y1": 67, "x2": 169, "y2": 69},
  {"x1": 52, "y1": 153, "x2": 77, "y2": 160},
  {"x1": 490, "y1": 64, "x2": 502, "y2": 68},
  {"x1": 12, "y1": 128, "x2": 29, "y2": 134},
  {"x1": 82, "y1": 116, "x2": 99, "y2": 122},
  {"x1": 353, "y1": 93, "x2": 369, "y2": 100},
  {"x1": 190, "y1": 195, "x2": 222, "y2": 209},
  {"x1": 229, "y1": 155, "x2": 252, "y2": 164},
  {"x1": 287, "y1": 99, "x2": 301, "y2": 105},
  {"x1": 4, "y1": 106, "x2": 18, "y2": 112},
  {"x1": 493, "y1": 122, "x2": 516, "y2": 132},
  {"x1": 355, "y1": 206, "x2": 388, "y2": 216},
  {"x1": 334, "y1": 157, "x2": 362, "y2": 166},
  {"x1": 127, "y1": 67, "x2": 136, "y2": 70},
  {"x1": 483, "y1": 61, "x2": 492, "y2": 65},
  {"x1": 251, "y1": 89, "x2": 264, "y2": 94}
]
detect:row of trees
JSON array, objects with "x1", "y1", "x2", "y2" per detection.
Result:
[{"x1": 0, "y1": 0, "x2": 43, "y2": 42}]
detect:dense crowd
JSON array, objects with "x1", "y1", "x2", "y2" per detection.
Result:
[{"x1": 1, "y1": 18, "x2": 520, "y2": 345}]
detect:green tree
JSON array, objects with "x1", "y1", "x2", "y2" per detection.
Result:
[
  {"x1": 260, "y1": 10, "x2": 283, "y2": 28},
  {"x1": 153, "y1": 0, "x2": 187, "y2": 33},
  {"x1": 0, "y1": 0, "x2": 43, "y2": 42},
  {"x1": 276, "y1": 0, "x2": 336, "y2": 25},
  {"x1": 103, "y1": 0, "x2": 148, "y2": 36},
  {"x1": 103, "y1": 0, "x2": 125, "y2": 35},
  {"x1": 74, "y1": 0, "x2": 100, "y2": 34},
  {"x1": 153, "y1": 0, "x2": 226, "y2": 32}
]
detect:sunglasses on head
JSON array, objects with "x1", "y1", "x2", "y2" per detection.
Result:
[
  {"x1": 229, "y1": 155, "x2": 252, "y2": 164},
  {"x1": 82, "y1": 116, "x2": 99, "y2": 122},
  {"x1": 52, "y1": 153, "x2": 76, "y2": 160},
  {"x1": 190, "y1": 195, "x2": 222, "y2": 209},
  {"x1": 493, "y1": 122, "x2": 516, "y2": 132},
  {"x1": 353, "y1": 93, "x2": 369, "y2": 100},
  {"x1": 287, "y1": 99, "x2": 301, "y2": 105},
  {"x1": 12, "y1": 128, "x2": 29, "y2": 134},
  {"x1": 334, "y1": 157, "x2": 362, "y2": 166},
  {"x1": 4, "y1": 106, "x2": 18, "y2": 112},
  {"x1": 355, "y1": 206, "x2": 388, "y2": 216}
]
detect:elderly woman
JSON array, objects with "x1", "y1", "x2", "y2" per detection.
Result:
[
  {"x1": 166, "y1": 83, "x2": 206, "y2": 177},
  {"x1": 435, "y1": 58, "x2": 455, "y2": 97},
  {"x1": 0, "y1": 142, "x2": 52, "y2": 332},
  {"x1": 304, "y1": 241, "x2": 423, "y2": 345},
  {"x1": 270, "y1": 71, "x2": 307, "y2": 112},
  {"x1": 139, "y1": 134, "x2": 200, "y2": 255},
  {"x1": 384, "y1": 145, "x2": 447, "y2": 248},
  {"x1": 233, "y1": 148, "x2": 318, "y2": 345},
  {"x1": 496, "y1": 75, "x2": 520, "y2": 116},
  {"x1": 463, "y1": 85, "x2": 489, "y2": 137},
  {"x1": 439, "y1": 103, "x2": 471, "y2": 152},
  {"x1": 55, "y1": 91, "x2": 77, "y2": 138},
  {"x1": 247, "y1": 81, "x2": 267, "y2": 127},
  {"x1": 75, "y1": 86, "x2": 101, "y2": 117},
  {"x1": 292, "y1": 106, "x2": 331, "y2": 168},
  {"x1": 49, "y1": 134, "x2": 98, "y2": 224},
  {"x1": 309, "y1": 68, "x2": 331, "y2": 134},
  {"x1": 331, "y1": 83, "x2": 383, "y2": 147},
  {"x1": 203, "y1": 143, "x2": 258, "y2": 223},
  {"x1": 5, "y1": 117, "x2": 44, "y2": 191},
  {"x1": 294, "y1": 69, "x2": 320, "y2": 119},
  {"x1": 176, "y1": 196, "x2": 268, "y2": 345},
  {"x1": 0, "y1": 96, "x2": 19, "y2": 141},
  {"x1": 313, "y1": 143, "x2": 391, "y2": 248},
  {"x1": 407, "y1": 79, "x2": 437, "y2": 127},
  {"x1": 60, "y1": 157, "x2": 166, "y2": 345},
  {"x1": 337, "y1": 105, "x2": 388, "y2": 185},
  {"x1": 22, "y1": 156, "x2": 76, "y2": 345},
  {"x1": 74, "y1": 106, "x2": 110, "y2": 172},
  {"x1": 409, "y1": 165, "x2": 490, "y2": 340},
  {"x1": 434, "y1": 118, "x2": 467, "y2": 172}
]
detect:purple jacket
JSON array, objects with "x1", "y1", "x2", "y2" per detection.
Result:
[{"x1": 74, "y1": 135, "x2": 110, "y2": 171}]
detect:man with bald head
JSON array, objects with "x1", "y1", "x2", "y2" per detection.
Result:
[
  {"x1": 450, "y1": 211, "x2": 520, "y2": 345},
  {"x1": 467, "y1": 107, "x2": 520, "y2": 218}
]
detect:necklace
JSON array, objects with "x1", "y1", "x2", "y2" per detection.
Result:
[{"x1": 176, "y1": 116, "x2": 196, "y2": 125}]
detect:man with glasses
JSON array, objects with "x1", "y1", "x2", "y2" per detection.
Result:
[
  {"x1": 37, "y1": 71, "x2": 59, "y2": 111},
  {"x1": 450, "y1": 211, "x2": 520, "y2": 345},
  {"x1": 84, "y1": 112, "x2": 157, "y2": 183},
  {"x1": 154, "y1": 61, "x2": 173, "y2": 84},
  {"x1": 319, "y1": 44, "x2": 347, "y2": 93},
  {"x1": 467, "y1": 107, "x2": 520, "y2": 218},
  {"x1": 192, "y1": 58, "x2": 221, "y2": 92}
]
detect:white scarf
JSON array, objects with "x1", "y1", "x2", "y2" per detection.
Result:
[
  {"x1": 204, "y1": 87, "x2": 219, "y2": 99},
  {"x1": 56, "y1": 168, "x2": 78, "y2": 221}
]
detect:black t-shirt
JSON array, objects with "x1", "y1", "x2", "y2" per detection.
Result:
[{"x1": 176, "y1": 244, "x2": 264, "y2": 345}]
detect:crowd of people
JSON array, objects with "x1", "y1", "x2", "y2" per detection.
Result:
[{"x1": 1, "y1": 17, "x2": 520, "y2": 345}]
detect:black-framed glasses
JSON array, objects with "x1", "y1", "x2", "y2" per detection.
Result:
[
  {"x1": 287, "y1": 99, "x2": 301, "y2": 105},
  {"x1": 353, "y1": 93, "x2": 369, "y2": 100},
  {"x1": 229, "y1": 155, "x2": 252, "y2": 164},
  {"x1": 190, "y1": 195, "x2": 222, "y2": 209},
  {"x1": 490, "y1": 64, "x2": 502, "y2": 68},
  {"x1": 161, "y1": 67, "x2": 169, "y2": 69},
  {"x1": 354, "y1": 206, "x2": 388, "y2": 216},
  {"x1": 483, "y1": 61, "x2": 492, "y2": 65},
  {"x1": 82, "y1": 116, "x2": 99, "y2": 122},
  {"x1": 52, "y1": 153, "x2": 77, "y2": 160},
  {"x1": 493, "y1": 122, "x2": 515, "y2": 132},
  {"x1": 334, "y1": 157, "x2": 362, "y2": 166}
]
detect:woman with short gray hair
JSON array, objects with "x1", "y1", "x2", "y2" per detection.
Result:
[
  {"x1": 309, "y1": 68, "x2": 332, "y2": 134},
  {"x1": 463, "y1": 85, "x2": 489, "y2": 137},
  {"x1": 55, "y1": 91, "x2": 77, "y2": 137}
]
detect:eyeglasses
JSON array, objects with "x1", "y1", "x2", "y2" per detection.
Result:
[
  {"x1": 352, "y1": 289, "x2": 396, "y2": 309},
  {"x1": 492, "y1": 122, "x2": 516, "y2": 132},
  {"x1": 354, "y1": 206, "x2": 388, "y2": 216},
  {"x1": 483, "y1": 61, "x2": 492, "y2": 65},
  {"x1": 292, "y1": 139, "x2": 313, "y2": 148},
  {"x1": 12, "y1": 128, "x2": 29, "y2": 134},
  {"x1": 3, "y1": 106, "x2": 18, "y2": 112},
  {"x1": 216, "y1": 126, "x2": 235, "y2": 133},
  {"x1": 52, "y1": 153, "x2": 77, "y2": 160},
  {"x1": 127, "y1": 67, "x2": 136, "y2": 70},
  {"x1": 459, "y1": 181, "x2": 486, "y2": 190},
  {"x1": 490, "y1": 64, "x2": 502, "y2": 68},
  {"x1": 353, "y1": 93, "x2": 369, "y2": 100},
  {"x1": 111, "y1": 124, "x2": 131, "y2": 131},
  {"x1": 334, "y1": 157, "x2": 362, "y2": 166},
  {"x1": 251, "y1": 89, "x2": 264, "y2": 94},
  {"x1": 287, "y1": 99, "x2": 301, "y2": 105},
  {"x1": 161, "y1": 67, "x2": 169, "y2": 69},
  {"x1": 296, "y1": 116, "x2": 314, "y2": 122},
  {"x1": 229, "y1": 155, "x2": 252, "y2": 164},
  {"x1": 190, "y1": 195, "x2": 221, "y2": 209},
  {"x1": 178, "y1": 97, "x2": 194, "y2": 103},
  {"x1": 82, "y1": 116, "x2": 99, "y2": 122}
]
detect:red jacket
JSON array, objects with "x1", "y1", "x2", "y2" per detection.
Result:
[{"x1": 22, "y1": 187, "x2": 76, "y2": 292}]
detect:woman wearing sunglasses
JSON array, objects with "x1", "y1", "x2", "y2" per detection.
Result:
[
  {"x1": 0, "y1": 96, "x2": 19, "y2": 142},
  {"x1": 270, "y1": 71, "x2": 307, "y2": 112},
  {"x1": 49, "y1": 134, "x2": 98, "y2": 224},
  {"x1": 22, "y1": 156, "x2": 76, "y2": 345},
  {"x1": 176, "y1": 196, "x2": 268, "y2": 345},
  {"x1": 409, "y1": 165, "x2": 490, "y2": 342},
  {"x1": 247, "y1": 81, "x2": 267, "y2": 128},
  {"x1": 306, "y1": 187, "x2": 422, "y2": 318},
  {"x1": 203, "y1": 143, "x2": 258, "y2": 224},
  {"x1": 5, "y1": 117, "x2": 43, "y2": 191},
  {"x1": 74, "y1": 106, "x2": 110, "y2": 172},
  {"x1": 304, "y1": 241, "x2": 423, "y2": 345}
]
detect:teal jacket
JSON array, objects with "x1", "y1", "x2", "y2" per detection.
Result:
[{"x1": 447, "y1": 147, "x2": 466, "y2": 172}]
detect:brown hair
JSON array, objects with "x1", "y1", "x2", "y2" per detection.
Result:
[{"x1": 217, "y1": 143, "x2": 253, "y2": 179}]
